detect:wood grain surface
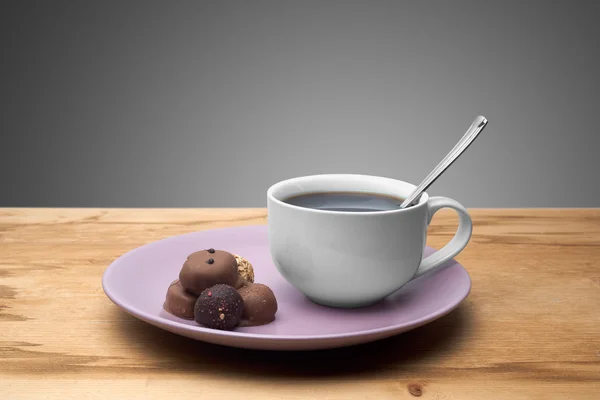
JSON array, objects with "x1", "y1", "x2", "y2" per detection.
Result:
[{"x1": 1, "y1": 208, "x2": 599, "y2": 399}]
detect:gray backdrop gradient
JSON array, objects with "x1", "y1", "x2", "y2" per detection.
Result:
[{"x1": 2, "y1": 0, "x2": 599, "y2": 207}]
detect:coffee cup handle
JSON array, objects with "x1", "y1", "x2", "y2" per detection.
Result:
[{"x1": 413, "y1": 196, "x2": 473, "y2": 279}]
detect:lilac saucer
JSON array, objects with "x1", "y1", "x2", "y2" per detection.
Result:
[{"x1": 102, "y1": 225, "x2": 471, "y2": 351}]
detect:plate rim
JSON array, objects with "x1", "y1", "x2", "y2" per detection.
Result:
[{"x1": 102, "y1": 224, "x2": 472, "y2": 342}]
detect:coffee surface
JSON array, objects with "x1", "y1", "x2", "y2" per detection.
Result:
[{"x1": 282, "y1": 191, "x2": 404, "y2": 212}]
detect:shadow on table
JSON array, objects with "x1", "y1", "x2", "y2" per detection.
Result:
[{"x1": 115, "y1": 303, "x2": 474, "y2": 380}]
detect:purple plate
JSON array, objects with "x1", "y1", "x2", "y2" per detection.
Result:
[{"x1": 102, "y1": 225, "x2": 471, "y2": 351}]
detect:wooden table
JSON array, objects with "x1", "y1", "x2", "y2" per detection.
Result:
[{"x1": 1, "y1": 208, "x2": 599, "y2": 399}]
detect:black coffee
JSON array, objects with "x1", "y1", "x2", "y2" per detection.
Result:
[{"x1": 283, "y1": 191, "x2": 404, "y2": 212}]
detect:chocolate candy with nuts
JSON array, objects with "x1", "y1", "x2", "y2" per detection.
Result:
[{"x1": 233, "y1": 254, "x2": 255, "y2": 284}]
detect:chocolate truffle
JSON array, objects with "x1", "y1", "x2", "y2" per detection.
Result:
[
  {"x1": 233, "y1": 254, "x2": 255, "y2": 284},
  {"x1": 179, "y1": 249, "x2": 239, "y2": 295},
  {"x1": 163, "y1": 280, "x2": 198, "y2": 319},
  {"x1": 194, "y1": 284, "x2": 244, "y2": 330},
  {"x1": 237, "y1": 283, "x2": 278, "y2": 327}
]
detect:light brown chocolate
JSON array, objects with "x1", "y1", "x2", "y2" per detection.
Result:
[
  {"x1": 163, "y1": 279, "x2": 197, "y2": 319},
  {"x1": 237, "y1": 283, "x2": 278, "y2": 327},
  {"x1": 179, "y1": 249, "x2": 239, "y2": 296}
]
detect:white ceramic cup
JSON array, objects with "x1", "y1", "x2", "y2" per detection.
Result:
[{"x1": 267, "y1": 174, "x2": 473, "y2": 308}]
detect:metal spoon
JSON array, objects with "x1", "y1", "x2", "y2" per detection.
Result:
[{"x1": 399, "y1": 115, "x2": 488, "y2": 208}]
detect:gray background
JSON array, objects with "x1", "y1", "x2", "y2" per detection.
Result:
[{"x1": 1, "y1": 0, "x2": 599, "y2": 208}]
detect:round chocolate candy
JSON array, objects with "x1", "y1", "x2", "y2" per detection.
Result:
[
  {"x1": 237, "y1": 283, "x2": 278, "y2": 327},
  {"x1": 179, "y1": 249, "x2": 239, "y2": 295},
  {"x1": 233, "y1": 254, "x2": 255, "y2": 284},
  {"x1": 194, "y1": 284, "x2": 244, "y2": 330}
]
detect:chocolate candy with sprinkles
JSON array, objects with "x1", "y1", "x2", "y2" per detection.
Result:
[
  {"x1": 179, "y1": 249, "x2": 240, "y2": 295},
  {"x1": 194, "y1": 284, "x2": 244, "y2": 330}
]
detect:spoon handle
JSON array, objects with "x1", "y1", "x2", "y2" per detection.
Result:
[{"x1": 400, "y1": 115, "x2": 488, "y2": 208}]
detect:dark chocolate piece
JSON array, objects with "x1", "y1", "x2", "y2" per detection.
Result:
[{"x1": 194, "y1": 284, "x2": 244, "y2": 330}]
